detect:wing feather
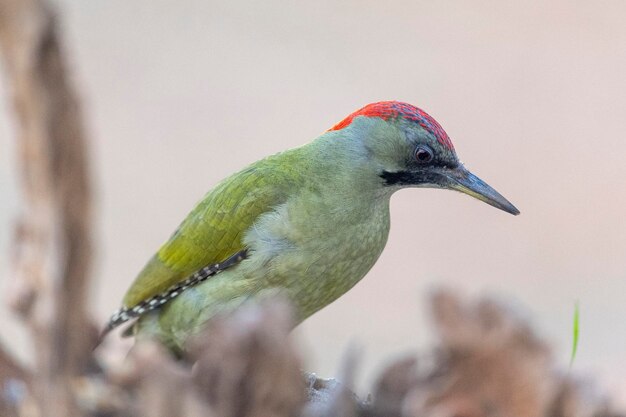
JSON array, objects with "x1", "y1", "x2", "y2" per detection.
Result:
[{"x1": 121, "y1": 162, "x2": 293, "y2": 308}]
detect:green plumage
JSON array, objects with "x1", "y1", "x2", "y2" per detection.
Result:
[
  {"x1": 109, "y1": 102, "x2": 518, "y2": 353},
  {"x1": 122, "y1": 120, "x2": 396, "y2": 351},
  {"x1": 122, "y1": 150, "x2": 306, "y2": 309}
]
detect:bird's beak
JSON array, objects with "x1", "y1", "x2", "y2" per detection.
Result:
[{"x1": 444, "y1": 166, "x2": 520, "y2": 215}]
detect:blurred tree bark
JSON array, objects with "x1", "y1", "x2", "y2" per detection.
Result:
[{"x1": 0, "y1": 0, "x2": 94, "y2": 416}]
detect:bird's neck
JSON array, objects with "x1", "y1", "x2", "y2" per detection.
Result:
[{"x1": 300, "y1": 128, "x2": 394, "y2": 202}]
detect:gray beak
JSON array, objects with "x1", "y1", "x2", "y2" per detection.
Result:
[{"x1": 445, "y1": 166, "x2": 520, "y2": 215}]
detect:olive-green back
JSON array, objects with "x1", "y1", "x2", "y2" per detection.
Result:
[{"x1": 122, "y1": 150, "x2": 306, "y2": 308}]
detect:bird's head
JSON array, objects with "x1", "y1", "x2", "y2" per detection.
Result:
[{"x1": 329, "y1": 101, "x2": 519, "y2": 215}]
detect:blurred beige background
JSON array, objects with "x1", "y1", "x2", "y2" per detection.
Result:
[{"x1": 1, "y1": 0, "x2": 626, "y2": 400}]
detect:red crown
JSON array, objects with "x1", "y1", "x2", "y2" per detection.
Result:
[{"x1": 329, "y1": 101, "x2": 454, "y2": 151}]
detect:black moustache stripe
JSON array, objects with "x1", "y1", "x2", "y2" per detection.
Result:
[{"x1": 380, "y1": 170, "x2": 444, "y2": 186}]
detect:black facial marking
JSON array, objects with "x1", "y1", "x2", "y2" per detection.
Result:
[
  {"x1": 380, "y1": 170, "x2": 411, "y2": 186},
  {"x1": 380, "y1": 169, "x2": 447, "y2": 187}
]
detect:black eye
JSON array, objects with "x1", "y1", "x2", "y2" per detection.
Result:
[{"x1": 414, "y1": 146, "x2": 434, "y2": 164}]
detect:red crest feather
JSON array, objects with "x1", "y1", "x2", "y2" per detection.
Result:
[{"x1": 329, "y1": 101, "x2": 454, "y2": 151}]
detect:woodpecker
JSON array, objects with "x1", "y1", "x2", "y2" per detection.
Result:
[{"x1": 103, "y1": 101, "x2": 519, "y2": 353}]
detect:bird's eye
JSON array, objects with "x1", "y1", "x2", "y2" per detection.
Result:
[{"x1": 414, "y1": 146, "x2": 434, "y2": 164}]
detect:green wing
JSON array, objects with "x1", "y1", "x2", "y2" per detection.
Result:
[{"x1": 122, "y1": 158, "x2": 298, "y2": 308}]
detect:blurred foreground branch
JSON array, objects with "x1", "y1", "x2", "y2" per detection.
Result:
[
  {"x1": 0, "y1": 0, "x2": 94, "y2": 415},
  {"x1": 50, "y1": 293, "x2": 626, "y2": 417}
]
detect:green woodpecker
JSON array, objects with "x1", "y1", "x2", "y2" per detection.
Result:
[{"x1": 103, "y1": 101, "x2": 519, "y2": 353}]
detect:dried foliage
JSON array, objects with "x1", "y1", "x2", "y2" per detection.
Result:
[
  {"x1": 0, "y1": 0, "x2": 623, "y2": 417},
  {"x1": 78, "y1": 299, "x2": 306, "y2": 417}
]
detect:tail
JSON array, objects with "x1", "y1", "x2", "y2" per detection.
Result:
[{"x1": 94, "y1": 307, "x2": 135, "y2": 348}]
